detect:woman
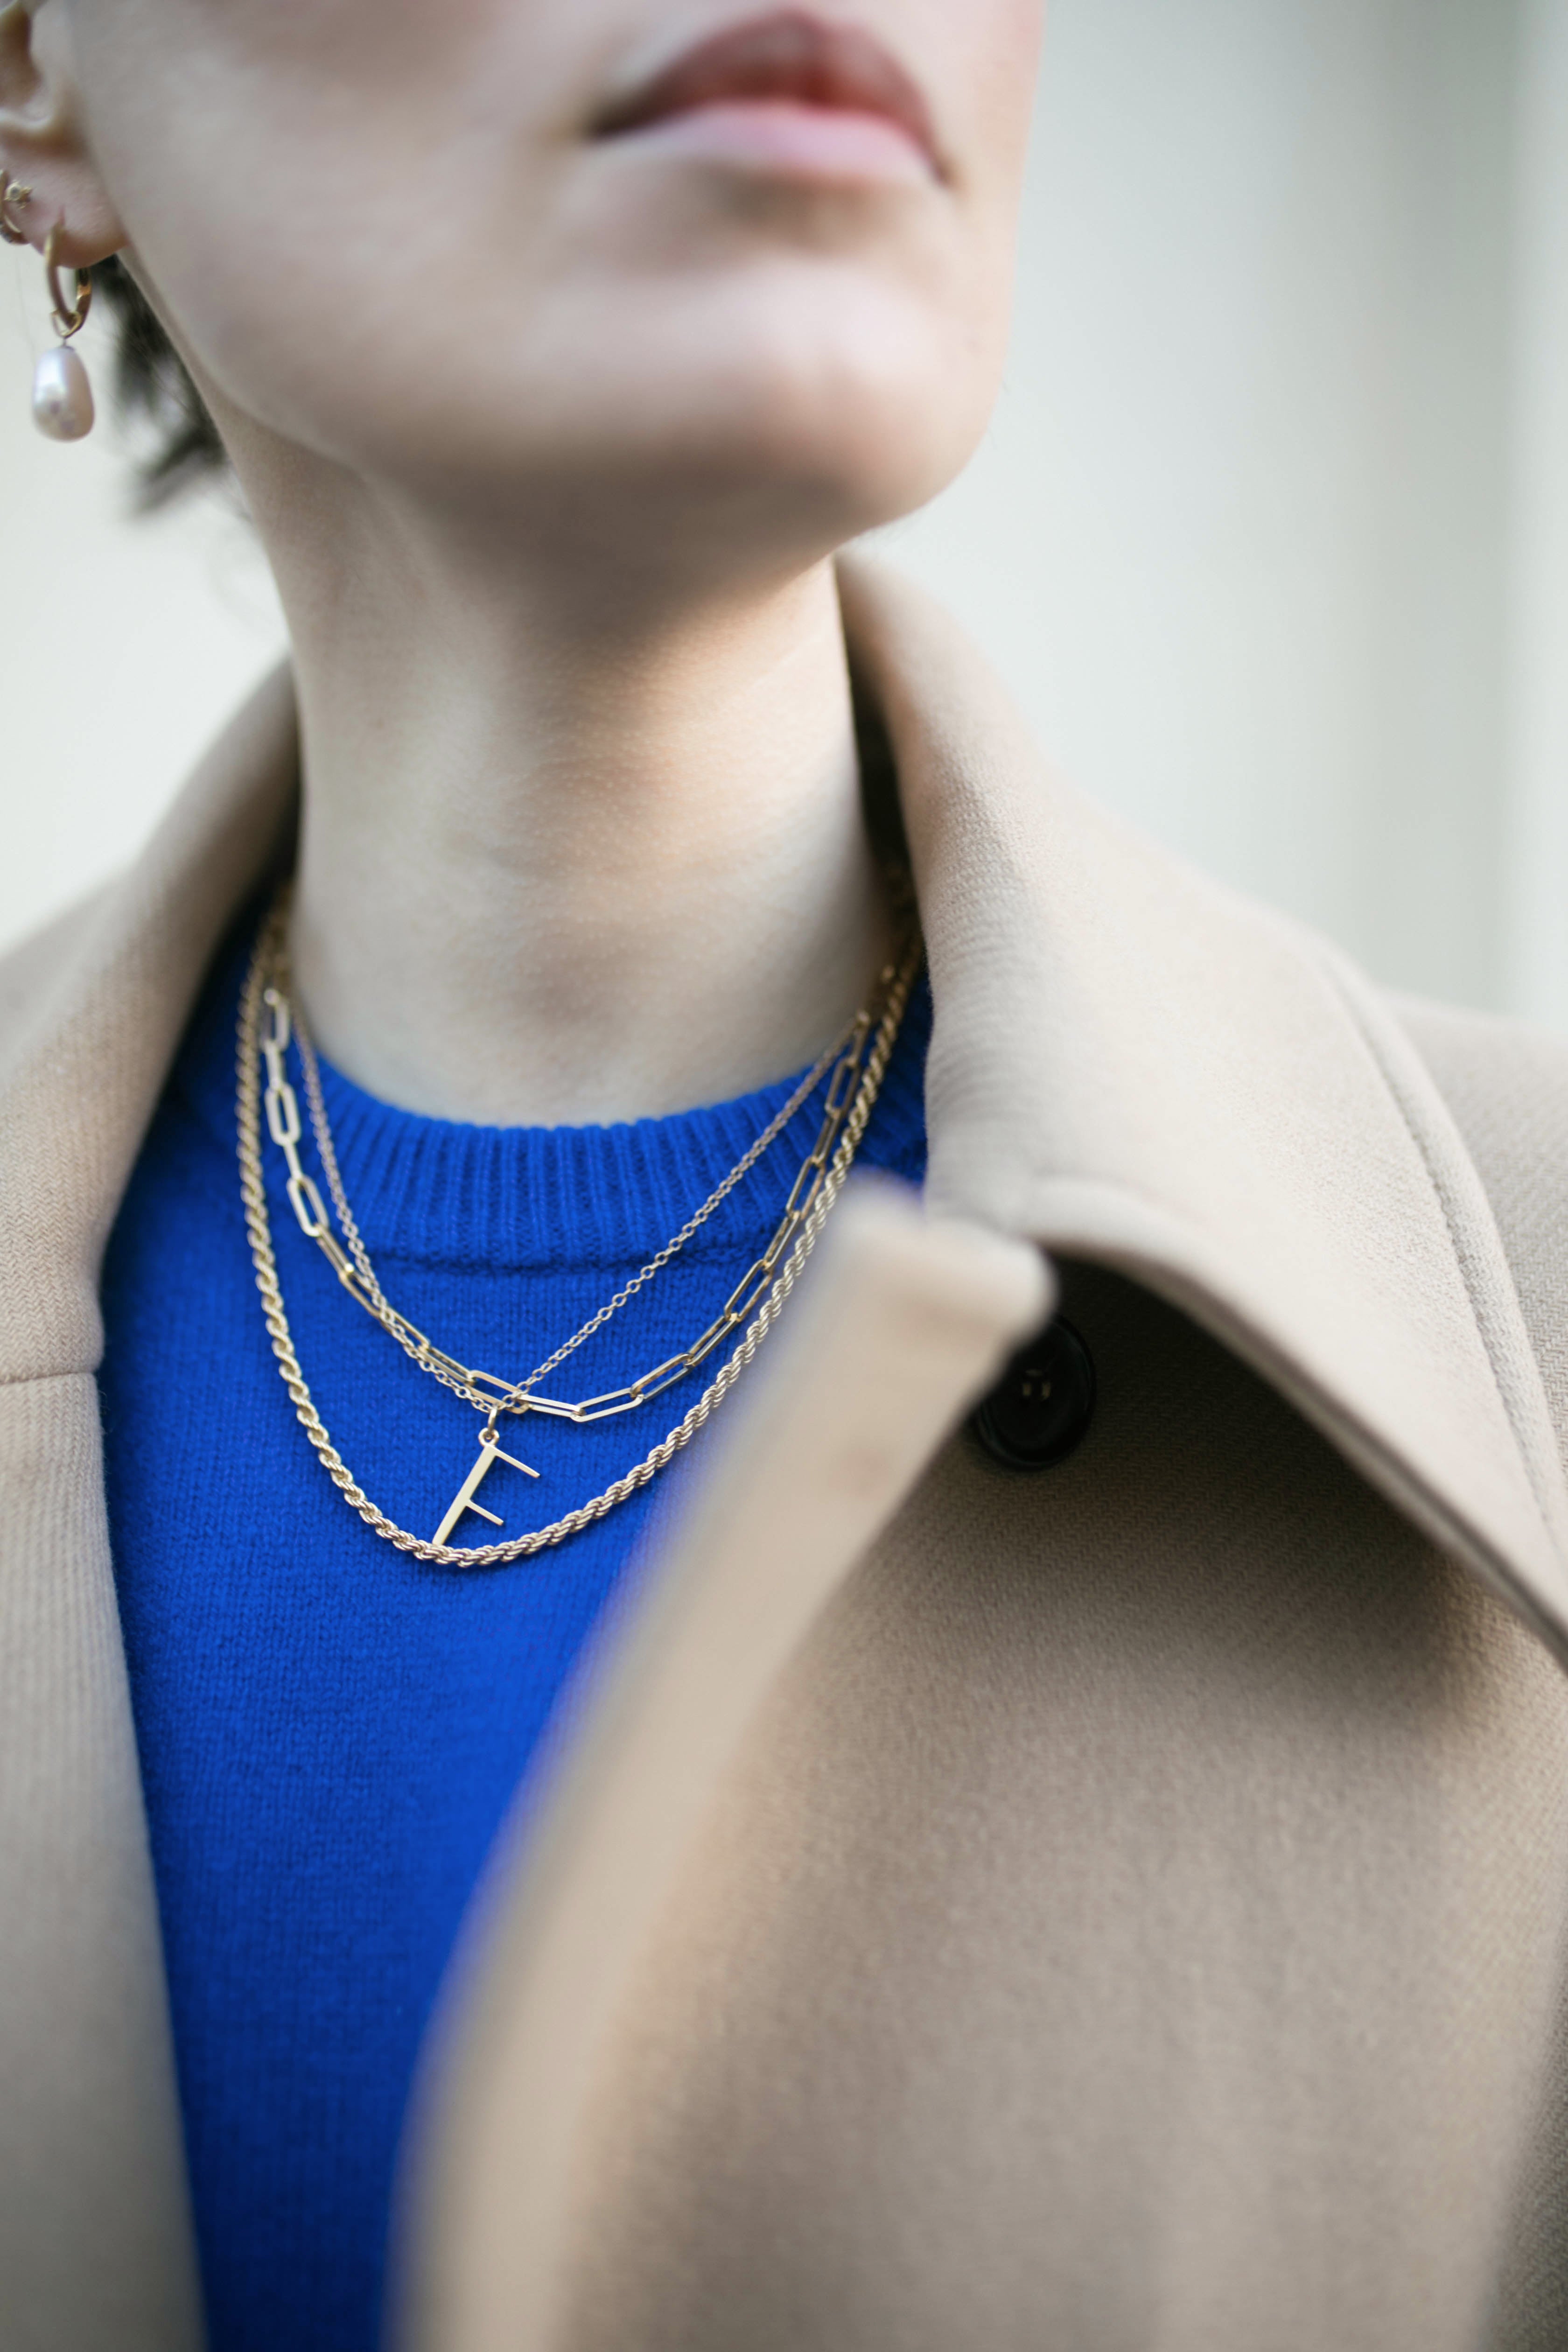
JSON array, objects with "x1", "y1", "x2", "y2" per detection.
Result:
[{"x1": 5, "y1": 4, "x2": 1568, "y2": 2350}]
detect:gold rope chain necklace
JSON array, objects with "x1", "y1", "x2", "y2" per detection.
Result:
[{"x1": 237, "y1": 889, "x2": 921, "y2": 1566}]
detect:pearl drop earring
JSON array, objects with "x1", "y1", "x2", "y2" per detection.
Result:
[{"x1": 33, "y1": 224, "x2": 95, "y2": 441}]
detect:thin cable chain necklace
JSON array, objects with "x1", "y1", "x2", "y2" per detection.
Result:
[{"x1": 237, "y1": 887, "x2": 921, "y2": 1566}]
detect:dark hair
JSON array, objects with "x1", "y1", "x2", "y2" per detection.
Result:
[{"x1": 95, "y1": 255, "x2": 227, "y2": 507}]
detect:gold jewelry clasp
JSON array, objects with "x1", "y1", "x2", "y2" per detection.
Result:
[{"x1": 44, "y1": 223, "x2": 92, "y2": 340}]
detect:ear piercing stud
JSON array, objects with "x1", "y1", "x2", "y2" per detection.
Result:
[{"x1": 0, "y1": 168, "x2": 30, "y2": 244}]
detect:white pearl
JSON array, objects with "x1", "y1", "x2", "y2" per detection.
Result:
[{"x1": 32, "y1": 343, "x2": 95, "y2": 441}]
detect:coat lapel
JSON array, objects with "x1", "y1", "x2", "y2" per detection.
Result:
[
  {"x1": 840, "y1": 555, "x2": 1568, "y2": 1659},
  {"x1": 0, "y1": 672, "x2": 297, "y2": 2352},
  {"x1": 397, "y1": 1189, "x2": 1052, "y2": 2352}
]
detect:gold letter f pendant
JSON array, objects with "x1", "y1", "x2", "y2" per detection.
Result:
[{"x1": 433, "y1": 1427, "x2": 539, "y2": 1548}]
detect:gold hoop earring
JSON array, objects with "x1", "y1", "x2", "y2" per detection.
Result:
[
  {"x1": 32, "y1": 223, "x2": 95, "y2": 441},
  {"x1": 44, "y1": 222, "x2": 92, "y2": 336},
  {"x1": 0, "y1": 170, "x2": 32, "y2": 245}
]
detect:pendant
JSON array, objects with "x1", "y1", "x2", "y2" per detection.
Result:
[
  {"x1": 433, "y1": 1427, "x2": 539, "y2": 1548},
  {"x1": 33, "y1": 343, "x2": 94, "y2": 440}
]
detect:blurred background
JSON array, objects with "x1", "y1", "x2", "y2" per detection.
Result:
[{"x1": 4, "y1": 0, "x2": 1567, "y2": 1024}]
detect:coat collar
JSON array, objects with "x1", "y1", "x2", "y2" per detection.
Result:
[
  {"x1": 5, "y1": 562, "x2": 1568, "y2": 1653},
  {"x1": 0, "y1": 666, "x2": 298, "y2": 1389},
  {"x1": 841, "y1": 553, "x2": 1568, "y2": 1658},
  {"x1": 4, "y1": 562, "x2": 1566, "y2": 1658}
]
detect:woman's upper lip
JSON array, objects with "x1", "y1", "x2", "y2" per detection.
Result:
[{"x1": 591, "y1": 10, "x2": 942, "y2": 175}]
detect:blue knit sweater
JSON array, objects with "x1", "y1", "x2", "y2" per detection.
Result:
[{"x1": 99, "y1": 923, "x2": 929, "y2": 2352}]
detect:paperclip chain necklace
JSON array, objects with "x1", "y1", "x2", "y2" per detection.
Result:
[{"x1": 238, "y1": 887, "x2": 921, "y2": 1566}]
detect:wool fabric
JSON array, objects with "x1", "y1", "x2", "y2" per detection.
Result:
[{"x1": 98, "y1": 925, "x2": 929, "y2": 2352}]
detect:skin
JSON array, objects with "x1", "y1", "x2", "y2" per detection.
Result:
[{"x1": 0, "y1": 0, "x2": 1043, "y2": 1124}]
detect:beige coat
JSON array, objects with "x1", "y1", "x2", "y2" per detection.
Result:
[{"x1": 7, "y1": 560, "x2": 1568, "y2": 2352}]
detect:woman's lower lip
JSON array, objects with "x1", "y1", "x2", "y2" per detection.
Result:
[{"x1": 595, "y1": 99, "x2": 934, "y2": 189}]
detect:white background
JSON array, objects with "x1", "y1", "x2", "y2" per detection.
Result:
[{"x1": 4, "y1": 0, "x2": 1567, "y2": 1025}]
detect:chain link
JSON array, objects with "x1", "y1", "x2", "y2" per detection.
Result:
[
  {"x1": 283, "y1": 927, "x2": 878, "y2": 1423},
  {"x1": 237, "y1": 894, "x2": 920, "y2": 1565}
]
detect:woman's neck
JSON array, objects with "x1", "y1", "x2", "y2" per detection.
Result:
[{"x1": 270, "y1": 497, "x2": 889, "y2": 1129}]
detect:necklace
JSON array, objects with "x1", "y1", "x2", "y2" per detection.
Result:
[{"x1": 237, "y1": 888, "x2": 921, "y2": 1566}]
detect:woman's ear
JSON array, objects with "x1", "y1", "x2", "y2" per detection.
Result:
[{"x1": 0, "y1": 0, "x2": 125, "y2": 263}]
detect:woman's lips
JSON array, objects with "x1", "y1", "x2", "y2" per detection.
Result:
[{"x1": 593, "y1": 10, "x2": 942, "y2": 184}]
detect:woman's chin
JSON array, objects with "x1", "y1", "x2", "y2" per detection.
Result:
[
  {"x1": 386, "y1": 405, "x2": 966, "y2": 563},
  {"x1": 356, "y1": 335, "x2": 982, "y2": 546}
]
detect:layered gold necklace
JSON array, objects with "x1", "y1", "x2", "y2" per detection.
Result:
[{"x1": 237, "y1": 887, "x2": 921, "y2": 1566}]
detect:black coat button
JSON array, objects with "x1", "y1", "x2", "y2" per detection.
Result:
[{"x1": 970, "y1": 1316, "x2": 1096, "y2": 1472}]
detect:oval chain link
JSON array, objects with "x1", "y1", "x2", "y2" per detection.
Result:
[{"x1": 286, "y1": 946, "x2": 875, "y2": 1424}]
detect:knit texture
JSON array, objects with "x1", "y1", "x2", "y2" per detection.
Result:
[{"x1": 98, "y1": 928, "x2": 929, "y2": 2352}]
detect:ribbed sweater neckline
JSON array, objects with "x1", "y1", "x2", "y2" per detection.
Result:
[{"x1": 178, "y1": 931, "x2": 931, "y2": 1274}]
